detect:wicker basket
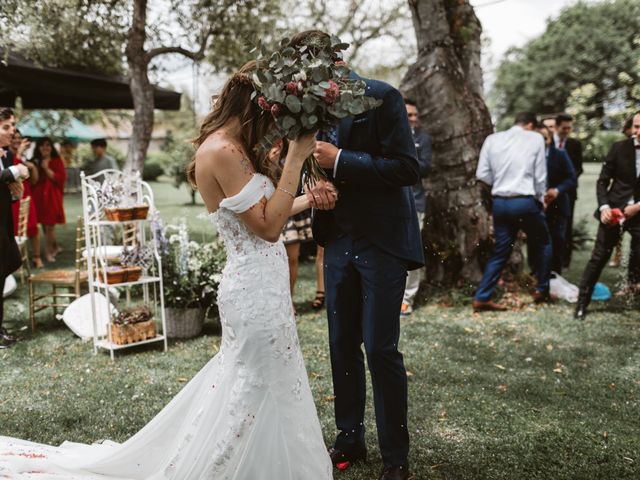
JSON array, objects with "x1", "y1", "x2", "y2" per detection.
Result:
[
  {"x1": 132, "y1": 205, "x2": 149, "y2": 220},
  {"x1": 111, "y1": 320, "x2": 156, "y2": 345},
  {"x1": 99, "y1": 266, "x2": 143, "y2": 284},
  {"x1": 165, "y1": 307, "x2": 205, "y2": 339},
  {"x1": 103, "y1": 207, "x2": 135, "y2": 221}
]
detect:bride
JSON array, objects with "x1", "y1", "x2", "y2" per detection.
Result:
[{"x1": 0, "y1": 60, "x2": 334, "y2": 479}]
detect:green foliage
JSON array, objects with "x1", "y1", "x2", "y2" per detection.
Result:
[
  {"x1": 492, "y1": 0, "x2": 640, "y2": 121},
  {"x1": 142, "y1": 162, "x2": 164, "y2": 181},
  {"x1": 585, "y1": 130, "x2": 625, "y2": 163},
  {"x1": 253, "y1": 35, "x2": 382, "y2": 148},
  {"x1": 156, "y1": 221, "x2": 225, "y2": 310}
]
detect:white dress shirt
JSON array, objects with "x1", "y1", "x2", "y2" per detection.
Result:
[
  {"x1": 553, "y1": 133, "x2": 567, "y2": 150},
  {"x1": 476, "y1": 125, "x2": 547, "y2": 203}
]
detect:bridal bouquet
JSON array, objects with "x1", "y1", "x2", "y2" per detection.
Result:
[{"x1": 250, "y1": 35, "x2": 382, "y2": 183}]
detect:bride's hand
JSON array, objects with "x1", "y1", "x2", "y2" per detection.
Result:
[{"x1": 286, "y1": 132, "x2": 317, "y2": 165}]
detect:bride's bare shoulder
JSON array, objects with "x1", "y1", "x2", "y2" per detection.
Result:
[{"x1": 196, "y1": 134, "x2": 253, "y2": 176}]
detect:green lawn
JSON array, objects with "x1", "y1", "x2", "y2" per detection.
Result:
[{"x1": 2, "y1": 168, "x2": 639, "y2": 479}]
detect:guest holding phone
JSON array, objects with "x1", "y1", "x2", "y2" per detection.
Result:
[{"x1": 9, "y1": 130, "x2": 43, "y2": 267}]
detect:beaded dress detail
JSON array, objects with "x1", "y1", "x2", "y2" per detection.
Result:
[{"x1": 0, "y1": 173, "x2": 333, "y2": 479}]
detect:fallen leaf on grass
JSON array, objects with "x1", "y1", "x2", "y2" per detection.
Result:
[
  {"x1": 325, "y1": 395, "x2": 335, "y2": 402},
  {"x1": 494, "y1": 364, "x2": 506, "y2": 370},
  {"x1": 496, "y1": 384, "x2": 508, "y2": 393},
  {"x1": 177, "y1": 377, "x2": 189, "y2": 383}
]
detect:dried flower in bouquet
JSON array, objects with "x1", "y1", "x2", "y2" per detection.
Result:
[{"x1": 250, "y1": 35, "x2": 382, "y2": 185}]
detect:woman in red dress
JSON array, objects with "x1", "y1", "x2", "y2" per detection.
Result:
[
  {"x1": 9, "y1": 130, "x2": 43, "y2": 268},
  {"x1": 31, "y1": 137, "x2": 66, "y2": 263}
]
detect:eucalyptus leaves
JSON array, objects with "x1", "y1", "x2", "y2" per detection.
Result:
[{"x1": 250, "y1": 35, "x2": 382, "y2": 182}]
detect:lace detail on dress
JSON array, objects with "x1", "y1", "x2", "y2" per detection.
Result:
[{"x1": 212, "y1": 174, "x2": 283, "y2": 262}]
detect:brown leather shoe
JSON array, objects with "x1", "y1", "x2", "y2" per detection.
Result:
[
  {"x1": 380, "y1": 465, "x2": 411, "y2": 480},
  {"x1": 472, "y1": 300, "x2": 507, "y2": 312},
  {"x1": 532, "y1": 290, "x2": 554, "y2": 304}
]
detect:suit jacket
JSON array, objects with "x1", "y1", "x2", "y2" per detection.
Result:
[
  {"x1": 594, "y1": 138, "x2": 640, "y2": 220},
  {"x1": 1, "y1": 149, "x2": 22, "y2": 277},
  {"x1": 312, "y1": 73, "x2": 425, "y2": 270},
  {"x1": 554, "y1": 137, "x2": 583, "y2": 200},
  {"x1": 546, "y1": 145, "x2": 577, "y2": 217}
]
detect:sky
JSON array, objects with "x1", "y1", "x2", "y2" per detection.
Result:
[
  {"x1": 470, "y1": 0, "x2": 596, "y2": 63},
  {"x1": 164, "y1": 0, "x2": 596, "y2": 114}
]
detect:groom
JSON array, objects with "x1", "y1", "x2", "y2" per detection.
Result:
[{"x1": 292, "y1": 31, "x2": 424, "y2": 480}]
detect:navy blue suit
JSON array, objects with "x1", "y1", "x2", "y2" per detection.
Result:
[
  {"x1": 542, "y1": 146, "x2": 577, "y2": 273},
  {"x1": 312, "y1": 73, "x2": 423, "y2": 468}
]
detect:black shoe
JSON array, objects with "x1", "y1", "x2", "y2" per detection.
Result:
[
  {"x1": 328, "y1": 445, "x2": 367, "y2": 470},
  {"x1": 0, "y1": 327, "x2": 15, "y2": 343},
  {"x1": 574, "y1": 304, "x2": 587, "y2": 320},
  {"x1": 380, "y1": 465, "x2": 411, "y2": 480}
]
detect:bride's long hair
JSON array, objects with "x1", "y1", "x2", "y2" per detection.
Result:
[{"x1": 187, "y1": 60, "x2": 278, "y2": 188}]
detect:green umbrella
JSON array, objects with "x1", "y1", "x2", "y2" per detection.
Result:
[{"x1": 18, "y1": 111, "x2": 104, "y2": 143}]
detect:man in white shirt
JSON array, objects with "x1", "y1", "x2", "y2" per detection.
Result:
[
  {"x1": 575, "y1": 111, "x2": 640, "y2": 320},
  {"x1": 473, "y1": 112, "x2": 552, "y2": 311}
]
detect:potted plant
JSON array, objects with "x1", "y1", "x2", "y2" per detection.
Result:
[
  {"x1": 110, "y1": 305, "x2": 156, "y2": 345},
  {"x1": 154, "y1": 220, "x2": 225, "y2": 339}
]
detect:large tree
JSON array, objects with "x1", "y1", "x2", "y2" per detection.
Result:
[
  {"x1": 400, "y1": 0, "x2": 493, "y2": 286},
  {"x1": 492, "y1": 0, "x2": 640, "y2": 121},
  {"x1": 2, "y1": 0, "x2": 282, "y2": 172}
]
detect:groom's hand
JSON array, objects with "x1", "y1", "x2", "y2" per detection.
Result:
[
  {"x1": 314, "y1": 141, "x2": 339, "y2": 169},
  {"x1": 306, "y1": 179, "x2": 338, "y2": 210}
]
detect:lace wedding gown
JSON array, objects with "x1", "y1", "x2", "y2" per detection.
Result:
[{"x1": 0, "y1": 174, "x2": 333, "y2": 479}]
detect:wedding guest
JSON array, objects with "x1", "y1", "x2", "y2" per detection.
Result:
[
  {"x1": 542, "y1": 116, "x2": 556, "y2": 134},
  {"x1": 280, "y1": 184, "x2": 314, "y2": 301},
  {"x1": 59, "y1": 139, "x2": 77, "y2": 167},
  {"x1": 554, "y1": 113, "x2": 583, "y2": 269},
  {"x1": 9, "y1": 130, "x2": 43, "y2": 268},
  {"x1": 575, "y1": 111, "x2": 640, "y2": 320},
  {"x1": 85, "y1": 138, "x2": 118, "y2": 181},
  {"x1": 31, "y1": 137, "x2": 66, "y2": 263},
  {"x1": 609, "y1": 117, "x2": 635, "y2": 268},
  {"x1": 401, "y1": 98, "x2": 431, "y2": 316},
  {"x1": 536, "y1": 125, "x2": 577, "y2": 274},
  {"x1": 311, "y1": 245, "x2": 325, "y2": 309},
  {"x1": 474, "y1": 112, "x2": 551, "y2": 311},
  {"x1": 0, "y1": 107, "x2": 30, "y2": 349}
]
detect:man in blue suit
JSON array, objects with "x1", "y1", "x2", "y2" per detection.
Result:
[{"x1": 292, "y1": 30, "x2": 423, "y2": 480}]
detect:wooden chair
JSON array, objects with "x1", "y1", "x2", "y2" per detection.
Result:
[
  {"x1": 28, "y1": 217, "x2": 88, "y2": 331},
  {"x1": 14, "y1": 196, "x2": 31, "y2": 283}
]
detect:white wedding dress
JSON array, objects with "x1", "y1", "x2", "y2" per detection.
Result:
[{"x1": 0, "y1": 173, "x2": 333, "y2": 479}]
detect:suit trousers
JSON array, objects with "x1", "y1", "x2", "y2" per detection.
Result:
[
  {"x1": 325, "y1": 234, "x2": 409, "y2": 467},
  {"x1": 475, "y1": 197, "x2": 552, "y2": 301},
  {"x1": 563, "y1": 197, "x2": 576, "y2": 269},
  {"x1": 578, "y1": 219, "x2": 640, "y2": 303}
]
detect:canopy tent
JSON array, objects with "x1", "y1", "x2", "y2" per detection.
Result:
[
  {"x1": 18, "y1": 111, "x2": 104, "y2": 142},
  {"x1": 0, "y1": 51, "x2": 181, "y2": 110}
]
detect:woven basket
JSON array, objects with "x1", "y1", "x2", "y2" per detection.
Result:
[
  {"x1": 165, "y1": 307, "x2": 205, "y2": 339},
  {"x1": 111, "y1": 320, "x2": 156, "y2": 345},
  {"x1": 132, "y1": 205, "x2": 149, "y2": 220}
]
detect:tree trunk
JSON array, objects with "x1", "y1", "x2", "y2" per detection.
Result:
[
  {"x1": 400, "y1": 0, "x2": 494, "y2": 287},
  {"x1": 125, "y1": 0, "x2": 154, "y2": 173}
]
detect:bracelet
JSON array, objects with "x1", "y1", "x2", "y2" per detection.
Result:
[{"x1": 277, "y1": 186, "x2": 296, "y2": 199}]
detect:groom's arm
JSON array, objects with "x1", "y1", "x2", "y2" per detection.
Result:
[{"x1": 333, "y1": 88, "x2": 420, "y2": 189}]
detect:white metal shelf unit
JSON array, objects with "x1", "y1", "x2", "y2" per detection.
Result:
[{"x1": 80, "y1": 169, "x2": 168, "y2": 359}]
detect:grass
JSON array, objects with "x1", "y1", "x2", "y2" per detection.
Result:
[{"x1": 2, "y1": 167, "x2": 640, "y2": 479}]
